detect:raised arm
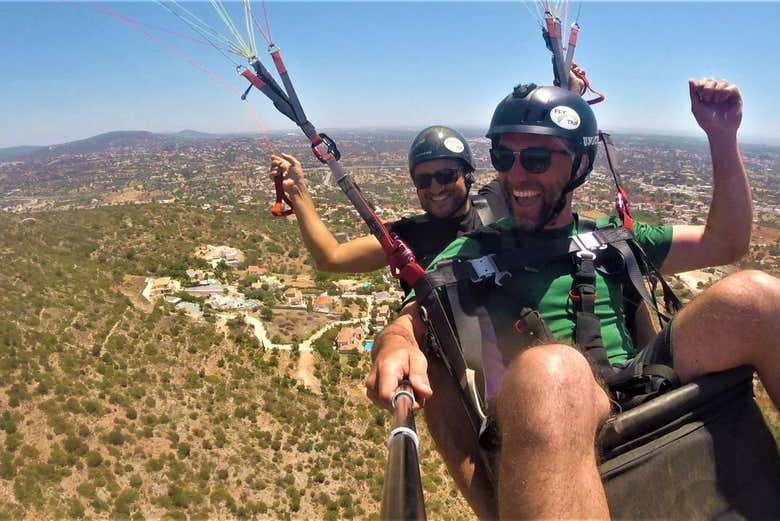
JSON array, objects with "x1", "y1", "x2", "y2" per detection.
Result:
[
  {"x1": 365, "y1": 302, "x2": 433, "y2": 410},
  {"x1": 270, "y1": 153, "x2": 388, "y2": 273},
  {"x1": 661, "y1": 78, "x2": 752, "y2": 274}
]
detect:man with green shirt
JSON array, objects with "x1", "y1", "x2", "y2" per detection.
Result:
[{"x1": 366, "y1": 78, "x2": 780, "y2": 519}]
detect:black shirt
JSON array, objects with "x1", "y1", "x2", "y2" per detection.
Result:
[{"x1": 388, "y1": 179, "x2": 508, "y2": 294}]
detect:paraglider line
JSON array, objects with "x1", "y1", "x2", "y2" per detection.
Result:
[
  {"x1": 88, "y1": 1, "x2": 243, "y2": 95},
  {"x1": 261, "y1": 0, "x2": 273, "y2": 45},
  {"x1": 244, "y1": 101, "x2": 275, "y2": 155}
]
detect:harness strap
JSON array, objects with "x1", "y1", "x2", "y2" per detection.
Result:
[
  {"x1": 612, "y1": 240, "x2": 660, "y2": 316},
  {"x1": 414, "y1": 265, "x2": 489, "y2": 426},
  {"x1": 414, "y1": 271, "x2": 496, "y2": 486},
  {"x1": 444, "y1": 279, "x2": 488, "y2": 413},
  {"x1": 571, "y1": 218, "x2": 614, "y2": 381},
  {"x1": 470, "y1": 194, "x2": 498, "y2": 227}
]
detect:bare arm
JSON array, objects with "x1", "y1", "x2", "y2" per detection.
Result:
[
  {"x1": 661, "y1": 79, "x2": 751, "y2": 274},
  {"x1": 270, "y1": 153, "x2": 387, "y2": 273},
  {"x1": 365, "y1": 302, "x2": 433, "y2": 410}
]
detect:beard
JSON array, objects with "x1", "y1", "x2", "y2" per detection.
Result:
[
  {"x1": 419, "y1": 189, "x2": 469, "y2": 219},
  {"x1": 500, "y1": 177, "x2": 563, "y2": 232}
]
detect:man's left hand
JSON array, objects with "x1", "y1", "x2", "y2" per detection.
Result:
[{"x1": 689, "y1": 78, "x2": 742, "y2": 139}]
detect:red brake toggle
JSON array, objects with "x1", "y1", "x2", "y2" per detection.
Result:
[
  {"x1": 570, "y1": 62, "x2": 605, "y2": 105},
  {"x1": 271, "y1": 173, "x2": 294, "y2": 217},
  {"x1": 615, "y1": 186, "x2": 634, "y2": 232}
]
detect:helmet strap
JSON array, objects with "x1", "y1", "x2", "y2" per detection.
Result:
[
  {"x1": 464, "y1": 172, "x2": 475, "y2": 191},
  {"x1": 543, "y1": 154, "x2": 582, "y2": 226}
]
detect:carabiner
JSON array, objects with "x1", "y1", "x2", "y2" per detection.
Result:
[{"x1": 311, "y1": 133, "x2": 341, "y2": 163}]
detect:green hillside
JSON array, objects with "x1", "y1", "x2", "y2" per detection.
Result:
[{"x1": 0, "y1": 206, "x2": 472, "y2": 520}]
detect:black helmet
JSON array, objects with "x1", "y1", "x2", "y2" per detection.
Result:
[
  {"x1": 486, "y1": 83, "x2": 598, "y2": 190},
  {"x1": 408, "y1": 126, "x2": 476, "y2": 180}
]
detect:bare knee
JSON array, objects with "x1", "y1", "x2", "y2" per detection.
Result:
[
  {"x1": 706, "y1": 270, "x2": 780, "y2": 317},
  {"x1": 495, "y1": 344, "x2": 610, "y2": 446},
  {"x1": 672, "y1": 270, "x2": 780, "y2": 378}
]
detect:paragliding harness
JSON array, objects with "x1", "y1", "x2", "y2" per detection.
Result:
[
  {"x1": 413, "y1": 213, "x2": 682, "y2": 460},
  {"x1": 411, "y1": 132, "x2": 682, "y2": 483}
]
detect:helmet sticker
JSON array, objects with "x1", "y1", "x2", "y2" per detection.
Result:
[
  {"x1": 582, "y1": 136, "x2": 600, "y2": 147},
  {"x1": 550, "y1": 106, "x2": 581, "y2": 130},
  {"x1": 443, "y1": 137, "x2": 465, "y2": 154}
]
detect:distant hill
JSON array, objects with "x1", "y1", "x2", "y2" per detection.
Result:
[
  {"x1": 0, "y1": 130, "x2": 228, "y2": 162},
  {"x1": 3, "y1": 129, "x2": 777, "y2": 164},
  {"x1": 171, "y1": 129, "x2": 219, "y2": 140},
  {"x1": 0, "y1": 145, "x2": 46, "y2": 161}
]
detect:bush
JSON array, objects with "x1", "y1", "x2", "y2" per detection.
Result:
[
  {"x1": 64, "y1": 436, "x2": 88, "y2": 456},
  {"x1": 177, "y1": 443, "x2": 190, "y2": 459},
  {"x1": 65, "y1": 397, "x2": 83, "y2": 414},
  {"x1": 68, "y1": 497, "x2": 86, "y2": 518},
  {"x1": 86, "y1": 451, "x2": 103, "y2": 468},
  {"x1": 5, "y1": 433, "x2": 22, "y2": 452},
  {"x1": 82, "y1": 399, "x2": 104, "y2": 415},
  {"x1": 210, "y1": 486, "x2": 237, "y2": 512},
  {"x1": 167, "y1": 484, "x2": 202, "y2": 509},
  {"x1": 0, "y1": 412, "x2": 17, "y2": 434},
  {"x1": 0, "y1": 452, "x2": 16, "y2": 479},
  {"x1": 7, "y1": 384, "x2": 30, "y2": 408},
  {"x1": 145, "y1": 458, "x2": 164, "y2": 472},
  {"x1": 113, "y1": 488, "x2": 139, "y2": 516},
  {"x1": 104, "y1": 428, "x2": 125, "y2": 446},
  {"x1": 13, "y1": 473, "x2": 43, "y2": 508}
]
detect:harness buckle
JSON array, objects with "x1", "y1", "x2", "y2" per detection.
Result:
[
  {"x1": 467, "y1": 255, "x2": 512, "y2": 286},
  {"x1": 572, "y1": 232, "x2": 607, "y2": 258},
  {"x1": 576, "y1": 250, "x2": 597, "y2": 261}
]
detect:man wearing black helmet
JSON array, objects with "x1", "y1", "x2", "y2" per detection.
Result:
[
  {"x1": 269, "y1": 126, "x2": 507, "y2": 293},
  {"x1": 366, "y1": 78, "x2": 780, "y2": 519}
]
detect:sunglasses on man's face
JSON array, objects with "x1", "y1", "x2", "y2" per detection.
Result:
[
  {"x1": 489, "y1": 146, "x2": 572, "y2": 174},
  {"x1": 412, "y1": 168, "x2": 462, "y2": 189}
]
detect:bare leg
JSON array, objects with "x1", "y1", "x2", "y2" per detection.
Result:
[
  {"x1": 423, "y1": 355, "x2": 499, "y2": 519},
  {"x1": 495, "y1": 344, "x2": 611, "y2": 519},
  {"x1": 670, "y1": 270, "x2": 780, "y2": 408}
]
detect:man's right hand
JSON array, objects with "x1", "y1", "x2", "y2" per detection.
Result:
[
  {"x1": 365, "y1": 307, "x2": 433, "y2": 410},
  {"x1": 270, "y1": 153, "x2": 306, "y2": 196}
]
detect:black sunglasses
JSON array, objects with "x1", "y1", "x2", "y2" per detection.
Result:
[
  {"x1": 490, "y1": 147, "x2": 572, "y2": 174},
  {"x1": 412, "y1": 168, "x2": 462, "y2": 189}
]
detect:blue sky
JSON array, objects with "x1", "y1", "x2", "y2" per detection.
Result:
[{"x1": 2, "y1": 2, "x2": 779, "y2": 147}]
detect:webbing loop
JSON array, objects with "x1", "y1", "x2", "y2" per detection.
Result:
[{"x1": 271, "y1": 174, "x2": 294, "y2": 217}]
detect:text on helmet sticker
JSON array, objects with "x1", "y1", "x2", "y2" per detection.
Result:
[
  {"x1": 582, "y1": 136, "x2": 599, "y2": 147},
  {"x1": 443, "y1": 137, "x2": 465, "y2": 154},
  {"x1": 550, "y1": 106, "x2": 581, "y2": 130}
]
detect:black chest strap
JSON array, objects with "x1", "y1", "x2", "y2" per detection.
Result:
[
  {"x1": 570, "y1": 218, "x2": 612, "y2": 381},
  {"x1": 470, "y1": 194, "x2": 498, "y2": 227}
]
